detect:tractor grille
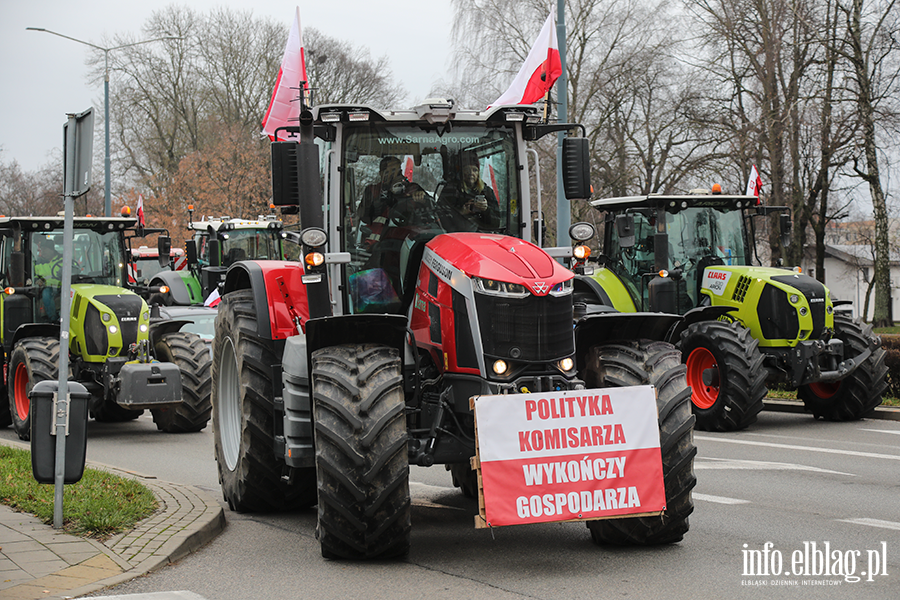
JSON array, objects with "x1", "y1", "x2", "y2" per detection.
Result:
[
  {"x1": 474, "y1": 292, "x2": 574, "y2": 362},
  {"x1": 732, "y1": 275, "x2": 752, "y2": 303},
  {"x1": 772, "y1": 275, "x2": 827, "y2": 338},
  {"x1": 96, "y1": 294, "x2": 144, "y2": 351}
]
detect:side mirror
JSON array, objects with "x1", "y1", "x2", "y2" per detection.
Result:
[
  {"x1": 157, "y1": 235, "x2": 172, "y2": 268},
  {"x1": 615, "y1": 214, "x2": 635, "y2": 248},
  {"x1": 208, "y1": 239, "x2": 221, "y2": 267},
  {"x1": 185, "y1": 239, "x2": 198, "y2": 266},
  {"x1": 561, "y1": 137, "x2": 591, "y2": 200},
  {"x1": 780, "y1": 213, "x2": 792, "y2": 247}
]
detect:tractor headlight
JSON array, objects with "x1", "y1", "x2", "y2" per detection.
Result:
[
  {"x1": 108, "y1": 325, "x2": 118, "y2": 335},
  {"x1": 140, "y1": 324, "x2": 149, "y2": 333},
  {"x1": 549, "y1": 279, "x2": 573, "y2": 297},
  {"x1": 799, "y1": 307, "x2": 808, "y2": 316},
  {"x1": 492, "y1": 359, "x2": 509, "y2": 375},
  {"x1": 789, "y1": 294, "x2": 800, "y2": 304},
  {"x1": 558, "y1": 357, "x2": 575, "y2": 372},
  {"x1": 474, "y1": 277, "x2": 529, "y2": 298},
  {"x1": 102, "y1": 313, "x2": 111, "y2": 322}
]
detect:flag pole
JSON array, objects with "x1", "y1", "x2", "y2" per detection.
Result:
[{"x1": 555, "y1": 0, "x2": 569, "y2": 247}]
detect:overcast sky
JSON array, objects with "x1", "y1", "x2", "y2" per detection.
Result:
[{"x1": 0, "y1": 0, "x2": 456, "y2": 172}]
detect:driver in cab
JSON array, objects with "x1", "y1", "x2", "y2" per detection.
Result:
[
  {"x1": 439, "y1": 157, "x2": 500, "y2": 231},
  {"x1": 34, "y1": 239, "x2": 62, "y2": 322}
]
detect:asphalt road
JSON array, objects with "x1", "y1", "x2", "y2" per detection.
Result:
[{"x1": 3, "y1": 409, "x2": 898, "y2": 599}]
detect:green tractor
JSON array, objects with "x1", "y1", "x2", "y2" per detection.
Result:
[
  {"x1": 0, "y1": 216, "x2": 213, "y2": 439},
  {"x1": 150, "y1": 209, "x2": 286, "y2": 306},
  {"x1": 576, "y1": 190, "x2": 887, "y2": 431}
]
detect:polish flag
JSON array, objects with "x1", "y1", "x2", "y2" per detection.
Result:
[
  {"x1": 137, "y1": 194, "x2": 145, "y2": 228},
  {"x1": 746, "y1": 165, "x2": 763, "y2": 197},
  {"x1": 490, "y1": 12, "x2": 562, "y2": 107},
  {"x1": 204, "y1": 288, "x2": 221, "y2": 308},
  {"x1": 262, "y1": 7, "x2": 309, "y2": 140}
]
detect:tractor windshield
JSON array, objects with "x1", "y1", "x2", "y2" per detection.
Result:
[
  {"x1": 609, "y1": 205, "x2": 748, "y2": 312},
  {"x1": 340, "y1": 123, "x2": 520, "y2": 313},
  {"x1": 195, "y1": 228, "x2": 283, "y2": 266},
  {"x1": 31, "y1": 229, "x2": 127, "y2": 321}
]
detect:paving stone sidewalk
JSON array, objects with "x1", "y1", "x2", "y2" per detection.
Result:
[{"x1": 0, "y1": 453, "x2": 225, "y2": 600}]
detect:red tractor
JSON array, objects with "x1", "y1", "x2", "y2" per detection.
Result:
[{"x1": 210, "y1": 100, "x2": 697, "y2": 558}]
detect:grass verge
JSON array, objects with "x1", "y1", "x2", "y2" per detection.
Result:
[{"x1": 0, "y1": 445, "x2": 157, "y2": 540}]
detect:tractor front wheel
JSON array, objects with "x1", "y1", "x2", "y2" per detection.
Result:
[
  {"x1": 680, "y1": 321, "x2": 766, "y2": 431},
  {"x1": 582, "y1": 340, "x2": 696, "y2": 545},
  {"x1": 8, "y1": 338, "x2": 60, "y2": 441},
  {"x1": 311, "y1": 344, "x2": 410, "y2": 559},
  {"x1": 212, "y1": 289, "x2": 316, "y2": 512},
  {"x1": 798, "y1": 314, "x2": 887, "y2": 420},
  {"x1": 151, "y1": 332, "x2": 212, "y2": 433}
]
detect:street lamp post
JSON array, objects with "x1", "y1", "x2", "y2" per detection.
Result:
[{"x1": 26, "y1": 28, "x2": 178, "y2": 217}]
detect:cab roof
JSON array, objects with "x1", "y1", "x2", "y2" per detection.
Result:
[
  {"x1": 590, "y1": 193, "x2": 759, "y2": 212},
  {"x1": 0, "y1": 215, "x2": 137, "y2": 232}
]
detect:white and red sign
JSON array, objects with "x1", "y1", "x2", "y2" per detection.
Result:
[
  {"x1": 702, "y1": 268, "x2": 733, "y2": 296},
  {"x1": 474, "y1": 385, "x2": 665, "y2": 527}
]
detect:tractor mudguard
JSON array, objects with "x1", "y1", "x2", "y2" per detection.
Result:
[
  {"x1": 153, "y1": 270, "x2": 202, "y2": 305},
  {"x1": 306, "y1": 314, "x2": 408, "y2": 358},
  {"x1": 116, "y1": 361, "x2": 183, "y2": 409},
  {"x1": 667, "y1": 305, "x2": 738, "y2": 343},
  {"x1": 574, "y1": 312, "x2": 681, "y2": 371}
]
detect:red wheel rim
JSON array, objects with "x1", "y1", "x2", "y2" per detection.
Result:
[
  {"x1": 808, "y1": 381, "x2": 840, "y2": 399},
  {"x1": 13, "y1": 362, "x2": 30, "y2": 420},
  {"x1": 686, "y1": 346, "x2": 719, "y2": 409}
]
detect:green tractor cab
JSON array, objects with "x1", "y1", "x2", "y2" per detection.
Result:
[
  {"x1": 580, "y1": 191, "x2": 886, "y2": 431},
  {"x1": 0, "y1": 216, "x2": 212, "y2": 439}
]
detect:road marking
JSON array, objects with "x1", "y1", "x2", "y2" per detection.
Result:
[
  {"x1": 695, "y1": 435, "x2": 900, "y2": 461},
  {"x1": 860, "y1": 428, "x2": 900, "y2": 436},
  {"x1": 695, "y1": 457, "x2": 853, "y2": 476},
  {"x1": 693, "y1": 493, "x2": 750, "y2": 505},
  {"x1": 838, "y1": 518, "x2": 900, "y2": 531}
]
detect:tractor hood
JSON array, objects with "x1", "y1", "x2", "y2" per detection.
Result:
[
  {"x1": 425, "y1": 233, "x2": 572, "y2": 294},
  {"x1": 69, "y1": 284, "x2": 150, "y2": 361}
]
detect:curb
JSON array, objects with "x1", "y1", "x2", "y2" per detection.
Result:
[
  {"x1": 0, "y1": 439, "x2": 225, "y2": 600},
  {"x1": 763, "y1": 399, "x2": 900, "y2": 421}
]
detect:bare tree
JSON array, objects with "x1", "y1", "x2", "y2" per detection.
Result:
[
  {"x1": 839, "y1": 0, "x2": 900, "y2": 327},
  {"x1": 305, "y1": 29, "x2": 406, "y2": 107}
]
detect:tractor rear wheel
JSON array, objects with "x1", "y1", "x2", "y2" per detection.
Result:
[
  {"x1": 680, "y1": 321, "x2": 766, "y2": 431},
  {"x1": 151, "y1": 332, "x2": 212, "y2": 433},
  {"x1": 311, "y1": 344, "x2": 410, "y2": 559},
  {"x1": 798, "y1": 314, "x2": 887, "y2": 420},
  {"x1": 582, "y1": 340, "x2": 696, "y2": 545},
  {"x1": 212, "y1": 289, "x2": 316, "y2": 512},
  {"x1": 8, "y1": 337, "x2": 60, "y2": 441}
]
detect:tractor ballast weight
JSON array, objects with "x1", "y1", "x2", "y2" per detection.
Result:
[
  {"x1": 0, "y1": 216, "x2": 212, "y2": 440},
  {"x1": 581, "y1": 192, "x2": 887, "y2": 431},
  {"x1": 211, "y1": 101, "x2": 696, "y2": 559}
]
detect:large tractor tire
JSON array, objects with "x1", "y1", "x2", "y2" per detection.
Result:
[
  {"x1": 212, "y1": 289, "x2": 316, "y2": 512},
  {"x1": 447, "y1": 462, "x2": 478, "y2": 498},
  {"x1": 680, "y1": 320, "x2": 766, "y2": 431},
  {"x1": 8, "y1": 337, "x2": 60, "y2": 441},
  {"x1": 151, "y1": 332, "x2": 212, "y2": 433},
  {"x1": 311, "y1": 344, "x2": 410, "y2": 560},
  {"x1": 798, "y1": 314, "x2": 887, "y2": 420},
  {"x1": 582, "y1": 340, "x2": 696, "y2": 545}
]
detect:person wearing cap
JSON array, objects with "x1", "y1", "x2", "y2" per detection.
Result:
[
  {"x1": 34, "y1": 239, "x2": 62, "y2": 321},
  {"x1": 357, "y1": 156, "x2": 412, "y2": 249}
]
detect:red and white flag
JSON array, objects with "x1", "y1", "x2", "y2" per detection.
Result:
[
  {"x1": 746, "y1": 165, "x2": 763, "y2": 197},
  {"x1": 204, "y1": 288, "x2": 221, "y2": 308},
  {"x1": 490, "y1": 12, "x2": 562, "y2": 107},
  {"x1": 261, "y1": 7, "x2": 309, "y2": 140},
  {"x1": 137, "y1": 194, "x2": 145, "y2": 228}
]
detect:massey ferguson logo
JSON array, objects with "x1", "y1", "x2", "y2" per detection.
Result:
[{"x1": 532, "y1": 282, "x2": 548, "y2": 295}]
